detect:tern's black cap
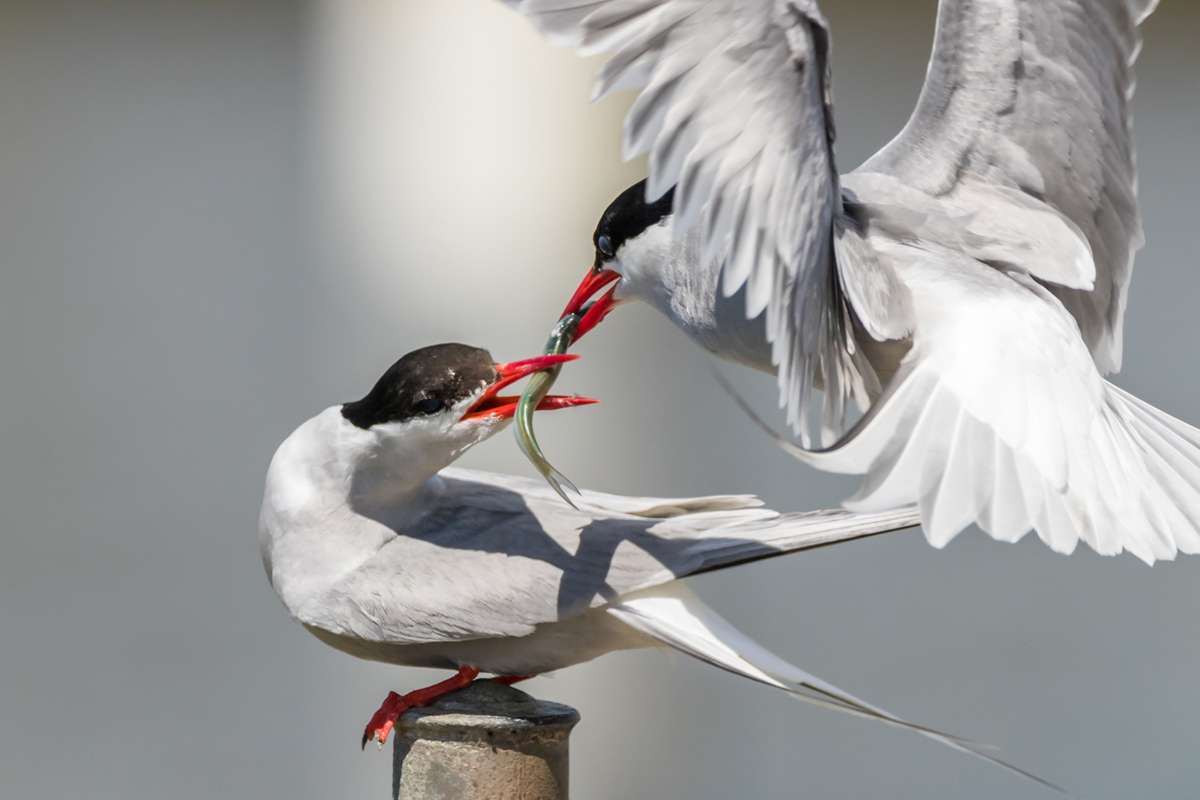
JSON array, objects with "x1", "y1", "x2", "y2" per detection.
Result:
[
  {"x1": 341, "y1": 343, "x2": 497, "y2": 429},
  {"x1": 593, "y1": 178, "x2": 675, "y2": 265}
]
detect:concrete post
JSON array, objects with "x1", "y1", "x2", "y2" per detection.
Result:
[{"x1": 392, "y1": 680, "x2": 580, "y2": 800}]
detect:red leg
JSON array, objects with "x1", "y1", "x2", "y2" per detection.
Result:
[
  {"x1": 360, "y1": 666, "x2": 480, "y2": 749},
  {"x1": 491, "y1": 674, "x2": 532, "y2": 686}
]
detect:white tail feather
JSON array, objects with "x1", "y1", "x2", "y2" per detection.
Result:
[
  {"x1": 833, "y1": 374, "x2": 1200, "y2": 564},
  {"x1": 713, "y1": 250, "x2": 1200, "y2": 564},
  {"x1": 608, "y1": 583, "x2": 1063, "y2": 792}
]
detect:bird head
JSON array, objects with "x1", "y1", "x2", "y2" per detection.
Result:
[
  {"x1": 559, "y1": 179, "x2": 676, "y2": 340},
  {"x1": 340, "y1": 343, "x2": 594, "y2": 473},
  {"x1": 260, "y1": 343, "x2": 593, "y2": 610}
]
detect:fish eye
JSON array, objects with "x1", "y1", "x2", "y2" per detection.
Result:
[
  {"x1": 596, "y1": 234, "x2": 615, "y2": 259},
  {"x1": 413, "y1": 397, "x2": 445, "y2": 415}
]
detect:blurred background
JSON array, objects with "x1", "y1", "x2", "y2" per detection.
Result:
[{"x1": 2, "y1": 1, "x2": 1198, "y2": 797}]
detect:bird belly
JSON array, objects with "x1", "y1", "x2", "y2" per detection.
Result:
[
  {"x1": 851, "y1": 313, "x2": 911, "y2": 388},
  {"x1": 302, "y1": 609, "x2": 656, "y2": 675},
  {"x1": 658, "y1": 286, "x2": 773, "y2": 373},
  {"x1": 701, "y1": 289, "x2": 774, "y2": 370},
  {"x1": 676, "y1": 287, "x2": 910, "y2": 389}
]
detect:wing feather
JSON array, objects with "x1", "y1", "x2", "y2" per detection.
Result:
[
  {"x1": 861, "y1": 0, "x2": 1159, "y2": 373},
  {"x1": 303, "y1": 468, "x2": 916, "y2": 644},
  {"x1": 503, "y1": 0, "x2": 881, "y2": 445},
  {"x1": 789, "y1": 246, "x2": 1200, "y2": 563}
]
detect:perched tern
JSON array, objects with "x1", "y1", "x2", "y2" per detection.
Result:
[
  {"x1": 498, "y1": 0, "x2": 1200, "y2": 563},
  {"x1": 258, "y1": 343, "x2": 1053, "y2": 787}
]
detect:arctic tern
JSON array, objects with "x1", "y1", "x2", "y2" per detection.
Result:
[
  {"x1": 257, "y1": 342, "x2": 1052, "y2": 787},
  {"x1": 498, "y1": 0, "x2": 1200, "y2": 564}
]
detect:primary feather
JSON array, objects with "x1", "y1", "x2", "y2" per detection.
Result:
[{"x1": 507, "y1": 0, "x2": 871, "y2": 446}]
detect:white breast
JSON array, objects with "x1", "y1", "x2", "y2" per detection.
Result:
[
  {"x1": 258, "y1": 408, "x2": 395, "y2": 617},
  {"x1": 618, "y1": 223, "x2": 772, "y2": 371}
]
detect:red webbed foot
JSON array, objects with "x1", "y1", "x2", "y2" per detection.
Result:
[{"x1": 360, "y1": 666, "x2": 480, "y2": 749}]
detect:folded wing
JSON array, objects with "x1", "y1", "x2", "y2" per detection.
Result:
[{"x1": 300, "y1": 468, "x2": 916, "y2": 644}]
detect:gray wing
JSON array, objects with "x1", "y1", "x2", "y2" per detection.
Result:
[
  {"x1": 500, "y1": 0, "x2": 875, "y2": 446},
  {"x1": 310, "y1": 468, "x2": 917, "y2": 645},
  {"x1": 859, "y1": 0, "x2": 1159, "y2": 374}
]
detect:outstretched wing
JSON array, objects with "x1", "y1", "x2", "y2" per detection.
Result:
[
  {"x1": 860, "y1": 0, "x2": 1159, "y2": 374},
  {"x1": 500, "y1": 0, "x2": 876, "y2": 445}
]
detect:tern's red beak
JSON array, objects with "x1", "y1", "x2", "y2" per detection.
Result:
[
  {"x1": 462, "y1": 354, "x2": 598, "y2": 421},
  {"x1": 560, "y1": 266, "x2": 621, "y2": 341}
]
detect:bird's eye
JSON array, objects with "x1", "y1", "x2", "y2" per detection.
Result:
[
  {"x1": 596, "y1": 235, "x2": 615, "y2": 259},
  {"x1": 413, "y1": 397, "x2": 445, "y2": 415}
]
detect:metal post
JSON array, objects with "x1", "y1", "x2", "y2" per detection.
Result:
[{"x1": 392, "y1": 680, "x2": 580, "y2": 800}]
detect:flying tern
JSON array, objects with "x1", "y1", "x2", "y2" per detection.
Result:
[
  {"x1": 257, "y1": 342, "x2": 1054, "y2": 787},
  {"x1": 497, "y1": 0, "x2": 1200, "y2": 564}
]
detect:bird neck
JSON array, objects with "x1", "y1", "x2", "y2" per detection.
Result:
[
  {"x1": 258, "y1": 408, "x2": 456, "y2": 615},
  {"x1": 297, "y1": 408, "x2": 453, "y2": 508},
  {"x1": 345, "y1": 435, "x2": 451, "y2": 526}
]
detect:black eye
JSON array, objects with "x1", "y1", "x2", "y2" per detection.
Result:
[
  {"x1": 413, "y1": 397, "x2": 445, "y2": 415},
  {"x1": 596, "y1": 234, "x2": 615, "y2": 259}
]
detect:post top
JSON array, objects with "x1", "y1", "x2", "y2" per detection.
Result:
[{"x1": 398, "y1": 680, "x2": 580, "y2": 737}]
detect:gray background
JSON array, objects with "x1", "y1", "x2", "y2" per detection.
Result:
[{"x1": 2, "y1": 1, "x2": 1197, "y2": 797}]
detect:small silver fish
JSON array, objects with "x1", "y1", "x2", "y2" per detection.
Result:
[{"x1": 515, "y1": 313, "x2": 584, "y2": 507}]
